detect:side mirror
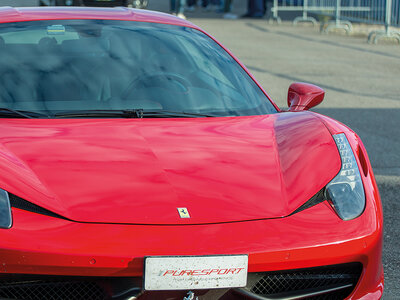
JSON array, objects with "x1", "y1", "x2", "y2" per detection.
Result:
[{"x1": 287, "y1": 82, "x2": 325, "y2": 112}]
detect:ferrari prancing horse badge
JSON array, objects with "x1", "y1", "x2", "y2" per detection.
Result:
[{"x1": 177, "y1": 207, "x2": 190, "y2": 218}]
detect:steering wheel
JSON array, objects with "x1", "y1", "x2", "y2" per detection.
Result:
[{"x1": 122, "y1": 73, "x2": 191, "y2": 99}]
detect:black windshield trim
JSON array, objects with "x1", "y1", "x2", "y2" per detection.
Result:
[{"x1": 0, "y1": 108, "x2": 51, "y2": 119}]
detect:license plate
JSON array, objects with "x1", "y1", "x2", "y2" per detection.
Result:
[{"x1": 144, "y1": 255, "x2": 248, "y2": 290}]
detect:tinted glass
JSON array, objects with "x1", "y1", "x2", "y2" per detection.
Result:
[{"x1": 0, "y1": 20, "x2": 276, "y2": 117}]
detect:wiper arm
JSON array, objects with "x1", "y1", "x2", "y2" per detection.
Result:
[
  {"x1": 54, "y1": 109, "x2": 142, "y2": 118},
  {"x1": 0, "y1": 108, "x2": 49, "y2": 119}
]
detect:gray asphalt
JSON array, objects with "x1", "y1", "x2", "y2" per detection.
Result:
[{"x1": 3, "y1": 0, "x2": 400, "y2": 298}]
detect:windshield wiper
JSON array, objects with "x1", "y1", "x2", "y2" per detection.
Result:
[
  {"x1": 54, "y1": 109, "x2": 142, "y2": 118},
  {"x1": 54, "y1": 109, "x2": 214, "y2": 118},
  {"x1": 140, "y1": 110, "x2": 214, "y2": 118},
  {"x1": 0, "y1": 108, "x2": 50, "y2": 119}
]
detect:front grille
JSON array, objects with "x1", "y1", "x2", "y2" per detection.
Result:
[
  {"x1": 0, "y1": 275, "x2": 141, "y2": 300},
  {"x1": 242, "y1": 263, "x2": 363, "y2": 299}
]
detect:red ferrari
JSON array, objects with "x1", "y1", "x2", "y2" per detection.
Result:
[{"x1": 0, "y1": 6, "x2": 383, "y2": 300}]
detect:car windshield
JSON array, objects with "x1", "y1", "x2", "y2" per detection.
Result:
[{"x1": 0, "y1": 20, "x2": 276, "y2": 118}]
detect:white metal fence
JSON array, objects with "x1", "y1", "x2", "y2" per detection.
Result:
[{"x1": 271, "y1": 0, "x2": 400, "y2": 43}]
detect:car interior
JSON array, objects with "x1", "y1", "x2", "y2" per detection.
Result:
[{"x1": 0, "y1": 21, "x2": 274, "y2": 117}]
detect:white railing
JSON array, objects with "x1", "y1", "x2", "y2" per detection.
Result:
[{"x1": 271, "y1": 0, "x2": 400, "y2": 43}]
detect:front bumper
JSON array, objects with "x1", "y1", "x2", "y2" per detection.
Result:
[{"x1": 0, "y1": 186, "x2": 383, "y2": 300}]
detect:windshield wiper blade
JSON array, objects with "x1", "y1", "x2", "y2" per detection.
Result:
[
  {"x1": 140, "y1": 110, "x2": 214, "y2": 118},
  {"x1": 54, "y1": 109, "x2": 142, "y2": 118},
  {"x1": 54, "y1": 109, "x2": 214, "y2": 118}
]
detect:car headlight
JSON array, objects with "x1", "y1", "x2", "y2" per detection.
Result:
[
  {"x1": 325, "y1": 133, "x2": 366, "y2": 220},
  {"x1": 0, "y1": 189, "x2": 12, "y2": 229}
]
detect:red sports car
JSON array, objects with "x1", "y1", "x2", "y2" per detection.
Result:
[{"x1": 0, "y1": 6, "x2": 383, "y2": 300}]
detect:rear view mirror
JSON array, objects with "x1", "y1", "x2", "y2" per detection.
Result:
[{"x1": 287, "y1": 82, "x2": 325, "y2": 112}]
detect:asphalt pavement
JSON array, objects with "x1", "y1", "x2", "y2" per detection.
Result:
[{"x1": 2, "y1": 0, "x2": 400, "y2": 298}]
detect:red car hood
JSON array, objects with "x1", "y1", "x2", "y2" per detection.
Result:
[{"x1": 0, "y1": 112, "x2": 340, "y2": 225}]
